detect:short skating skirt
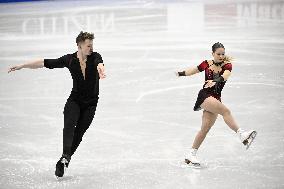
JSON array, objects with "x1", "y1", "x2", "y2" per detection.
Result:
[{"x1": 193, "y1": 88, "x2": 221, "y2": 111}]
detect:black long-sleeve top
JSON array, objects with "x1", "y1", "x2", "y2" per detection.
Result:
[{"x1": 44, "y1": 51, "x2": 103, "y2": 105}]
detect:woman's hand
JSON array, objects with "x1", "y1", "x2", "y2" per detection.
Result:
[
  {"x1": 204, "y1": 80, "x2": 216, "y2": 88},
  {"x1": 8, "y1": 64, "x2": 23, "y2": 73},
  {"x1": 97, "y1": 63, "x2": 106, "y2": 79}
]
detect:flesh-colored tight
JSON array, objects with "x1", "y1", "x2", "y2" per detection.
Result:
[{"x1": 192, "y1": 97, "x2": 239, "y2": 149}]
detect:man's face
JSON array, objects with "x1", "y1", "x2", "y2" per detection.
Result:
[{"x1": 79, "y1": 39, "x2": 93, "y2": 56}]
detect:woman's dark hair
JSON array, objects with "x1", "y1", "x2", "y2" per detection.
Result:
[
  {"x1": 212, "y1": 42, "x2": 225, "y2": 52},
  {"x1": 76, "y1": 31, "x2": 94, "y2": 45},
  {"x1": 212, "y1": 42, "x2": 233, "y2": 62}
]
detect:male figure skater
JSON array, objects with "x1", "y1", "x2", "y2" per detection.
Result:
[{"x1": 8, "y1": 31, "x2": 105, "y2": 178}]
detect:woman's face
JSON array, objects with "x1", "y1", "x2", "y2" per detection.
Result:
[
  {"x1": 212, "y1": 47, "x2": 225, "y2": 63},
  {"x1": 79, "y1": 39, "x2": 93, "y2": 56}
]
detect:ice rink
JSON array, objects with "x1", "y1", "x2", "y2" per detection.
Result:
[{"x1": 1, "y1": 0, "x2": 284, "y2": 188}]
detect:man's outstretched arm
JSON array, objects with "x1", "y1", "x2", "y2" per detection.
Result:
[{"x1": 8, "y1": 59, "x2": 44, "y2": 73}]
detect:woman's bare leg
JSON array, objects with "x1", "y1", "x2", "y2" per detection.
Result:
[
  {"x1": 200, "y1": 97, "x2": 239, "y2": 132},
  {"x1": 192, "y1": 110, "x2": 218, "y2": 149}
]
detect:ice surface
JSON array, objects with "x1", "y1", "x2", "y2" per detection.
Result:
[{"x1": 1, "y1": 0, "x2": 284, "y2": 188}]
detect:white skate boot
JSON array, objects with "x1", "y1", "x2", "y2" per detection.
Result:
[
  {"x1": 185, "y1": 148, "x2": 201, "y2": 167},
  {"x1": 237, "y1": 129, "x2": 257, "y2": 150}
]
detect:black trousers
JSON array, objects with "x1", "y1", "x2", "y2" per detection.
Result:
[{"x1": 62, "y1": 98, "x2": 97, "y2": 158}]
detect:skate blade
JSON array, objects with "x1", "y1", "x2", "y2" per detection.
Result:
[
  {"x1": 55, "y1": 175, "x2": 63, "y2": 181},
  {"x1": 245, "y1": 131, "x2": 257, "y2": 150},
  {"x1": 184, "y1": 159, "x2": 201, "y2": 168}
]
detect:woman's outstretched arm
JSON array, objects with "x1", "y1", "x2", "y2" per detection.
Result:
[
  {"x1": 8, "y1": 59, "x2": 44, "y2": 73},
  {"x1": 176, "y1": 67, "x2": 200, "y2": 77}
]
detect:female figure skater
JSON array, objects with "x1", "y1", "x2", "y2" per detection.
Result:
[
  {"x1": 177, "y1": 42, "x2": 257, "y2": 166},
  {"x1": 8, "y1": 31, "x2": 106, "y2": 178}
]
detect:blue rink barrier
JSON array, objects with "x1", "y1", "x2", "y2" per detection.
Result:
[{"x1": 0, "y1": 0, "x2": 44, "y2": 2}]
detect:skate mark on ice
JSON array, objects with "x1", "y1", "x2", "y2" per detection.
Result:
[
  {"x1": 55, "y1": 175, "x2": 76, "y2": 182},
  {"x1": 0, "y1": 158, "x2": 36, "y2": 186},
  {"x1": 1, "y1": 158, "x2": 35, "y2": 175},
  {"x1": 136, "y1": 82, "x2": 284, "y2": 102},
  {"x1": 96, "y1": 128, "x2": 138, "y2": 140},
  {"x1": 136, "y1": 84, "x2": 200, "y2": 102},
  {"x1": 141, "y1": 119, "x2": 197, "y2": 130}
]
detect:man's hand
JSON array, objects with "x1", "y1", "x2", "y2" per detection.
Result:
[
  {"x1": 8, "y1": 60, "x2": 44, "y2": 73},
  {"x1": 8, "y1": 64, "x2": 23, "y2": 73},
  {"x1": 97, "y1": 63, "x2": 106, "y2": 79}
]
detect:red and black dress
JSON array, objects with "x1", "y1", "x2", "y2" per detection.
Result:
[{"x1": 193, "y1": 60, "x2": 232, "y2": 111}]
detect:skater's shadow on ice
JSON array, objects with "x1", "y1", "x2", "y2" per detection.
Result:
[
  {"x1": 46, "y1": 175, "x2": 77, "y2": 183},
  {"x1": 172, "y1": 160, "x2": 209, "y2": 170},
  {"x1": 55, "y1": 175, "x2": 75, "y2": 182}
]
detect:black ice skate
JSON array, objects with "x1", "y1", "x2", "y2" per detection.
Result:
[{"x1": 55, "y1": 154, "x2": 70, "y2": 178}]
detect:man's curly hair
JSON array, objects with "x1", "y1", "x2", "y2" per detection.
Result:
[{"x1": 76, "y1": 31, "x2": 94, "y2": 45}]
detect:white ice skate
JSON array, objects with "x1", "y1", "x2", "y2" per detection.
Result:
[
  {"x1": 185, "y1": 148, "x2": 201, "y2": 167},
  {"x1": 238, "y1": 129, "x2": 257, "y2": 150}
]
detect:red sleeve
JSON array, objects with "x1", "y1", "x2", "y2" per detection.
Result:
[
  {"x1": 197, "y1": 60, "x2": 208, "y2": 72},
  {"x1": 223, "y1": 63, "x2": 232, "y2": 71}
]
